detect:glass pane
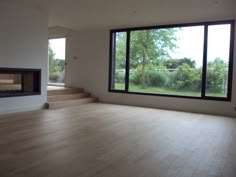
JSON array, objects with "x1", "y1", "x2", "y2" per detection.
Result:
[
  {"x1": 111, "y1": 32, "x2": 127, "y2": 90},
  {"x1": 48, "y1": 38, "x2": 66, "y2": 84},
  {"x1": 206, "y1": 24, "x2": 231, "y2": 97},
  {"x1": 129, "y1": 26, "x2": 204, "y2": 96},
  {"x1": 0, "y1": 74, "x2": 22, "y2": 91}
]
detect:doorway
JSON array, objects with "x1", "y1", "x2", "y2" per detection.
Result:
[{"x1": 48, "y1": 38, "x2": 66, "y2": 86}]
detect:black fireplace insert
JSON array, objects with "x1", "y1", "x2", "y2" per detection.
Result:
[{"x1": 0, "y1": 68, "x2": 41, "y2": 97}]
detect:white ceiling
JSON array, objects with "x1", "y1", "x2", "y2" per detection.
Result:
[{"x1": 2, "y1": 0, "x2": 236, "y2": 30}]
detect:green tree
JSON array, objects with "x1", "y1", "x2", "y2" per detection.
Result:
[
  {"x1": 173, "y1": 64, "x2": 201, "y2": 90},
  {"x1": 48, "y1": 43, "x2": 60, "y2": 82},
  {"x1": 206, "y1": 58, "x2": 227, "y2": 93},
  {"x1": 115, "y1": 32, "x2": 127, "y2": 69},
  {"x1": 130, "y1": 29, "x2": 178, "y2": 88},
  {"x1": 164, "y1": 58, "x2": 196, "y2": 70}
]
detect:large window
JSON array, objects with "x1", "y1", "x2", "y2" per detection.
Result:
[{"x1": 109, "y1": 20, "x2": 235, "y2": 101}]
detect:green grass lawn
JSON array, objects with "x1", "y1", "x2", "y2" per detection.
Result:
[{"x1": 115, "y1": 83, "x2": 225, "y2": 97}]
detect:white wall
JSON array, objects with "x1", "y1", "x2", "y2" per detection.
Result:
[
  {"x1": 64, "y1": 2, "x2": 236, "y2": 117},
  {"x1": 48, "y1": 27, "x2": 71, "y2": 39},
  {"x1": 0, "y1": 5, "x2": 48, "y2": 114}
]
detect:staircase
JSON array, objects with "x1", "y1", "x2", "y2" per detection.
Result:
[{"x1": 45, "y1": 87, "x2": 97, "y2": 109}]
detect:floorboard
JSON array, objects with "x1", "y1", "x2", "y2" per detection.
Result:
[{"x1": 0, "y1": 103, "x2": 235, "y2": 177}]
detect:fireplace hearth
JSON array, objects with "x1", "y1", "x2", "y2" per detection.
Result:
[{"x1": 0, "y1": 68, "x2": 41, "y2": 97}]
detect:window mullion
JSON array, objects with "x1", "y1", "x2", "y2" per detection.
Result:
[
  {"x1": 201, "y1": 25, "x2": 208, "y2": 98},
  {"x1": 227, "y1": 22, "x2": 235, "y2": 99},
  {"x1": 125, "y1": 31, "x2": 131, "y2": 92},
  {"x1": 109, "y1": 32, "x2": 116, "y2": 90}
]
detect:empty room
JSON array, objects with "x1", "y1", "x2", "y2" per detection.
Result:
[{"x1": 0, "y1": 0, "x2": 236, "y2": 177}]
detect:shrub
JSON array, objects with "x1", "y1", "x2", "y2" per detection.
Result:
[
  {"x1": 206, "y1": 58, "x2": 227, "y2": 93},
  {"x1": 130, "y1": 68, "x2": 170, "y2": 87},
  {"x1": 146, "y1": 71, "x2": 169, "y2": 87},
  {"x1": 49, "y1": 71, "x2": 60, "y2": 81},
  {"x1": 172, "y1": 64, "x2": 201, "y2": 90},
  {"x1": 130, "y1": 69, "x2": 141, "y2": 85},
  {"x1": 115, "y1": 70, "x2": 125, "y2": 83}
]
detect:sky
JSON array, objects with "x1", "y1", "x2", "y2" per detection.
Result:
[
  {"x1": 49, "y1": 38, "x2": 66, "y2": 60},
  {"x1": 171, "y1": 24, "x2": 231, "y2": 67}
]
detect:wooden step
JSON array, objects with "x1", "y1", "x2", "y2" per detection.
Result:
[
  {"x1": 45, "y1": 97, "x2": 97, "y2": 109},
  {"x1": 47, "y1": 88, "x2": 84, "y2": 96},
  {"x1": 47, "y1": 93, "x2": 90, "y2": 102}
]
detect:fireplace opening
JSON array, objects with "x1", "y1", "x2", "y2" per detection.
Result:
[
  {"x1": 0, "y1": 68, "x2": 41, "y2": 97},
  {"x1": 0, "y1": 73, "x2": 22, "y2": 92}
]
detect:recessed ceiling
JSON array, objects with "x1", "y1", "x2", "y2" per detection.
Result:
[{"x1": 2, "y1": 0, "x2": 236, "y2": 30}]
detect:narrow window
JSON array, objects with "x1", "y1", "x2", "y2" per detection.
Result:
[
  {"x1": 48, "y1": 38, "x2": 66, "y2": 85},
  {"x1": 206, "y1": 24, "x2": 232, "y2": 98},
  {"x1": 110, "y1": 32, "x2": 127, "y2": 90}
]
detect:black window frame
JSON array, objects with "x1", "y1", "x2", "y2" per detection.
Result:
[{"x1": 108, "y1": 20, "x2": 235, "y2": 101}]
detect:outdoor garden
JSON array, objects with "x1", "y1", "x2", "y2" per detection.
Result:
[{"x1": 113, "y1": 28, "x2": 229, "y2": 97}]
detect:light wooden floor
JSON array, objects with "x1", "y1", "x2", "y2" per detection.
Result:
[{"x1": 0, "y1": 103, "x2": 236, "y2": 177}]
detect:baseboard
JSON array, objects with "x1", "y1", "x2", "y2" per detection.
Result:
[{"x1": 0, "y1": 105, "x2": 44, "y2": 116}]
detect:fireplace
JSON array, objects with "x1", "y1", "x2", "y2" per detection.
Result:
[{"x1": 0, "y1": 68, "x2": 41, "y2": 97}]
